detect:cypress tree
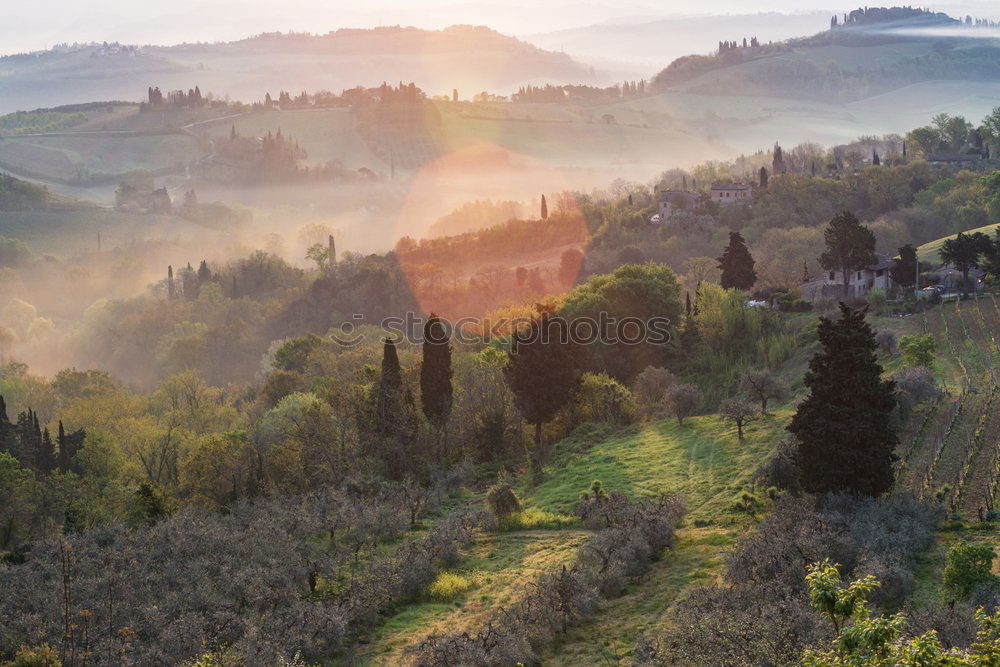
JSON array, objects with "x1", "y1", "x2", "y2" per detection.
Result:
[
  {"x1": 540, "y1": 194, "x2": 548, "y2": 220},
  {"x1": 505, "y1": 314, "x2": 580, "y2": 470},
  {"x1": 788, "y1": 304, "x2": 897, "y2": 496},
  {"x1": 36, "y1": 426, "x2": 56, "y2": 474},
  {"x1": 376, "y1": 337, "x2": 403, "y2": 438},
  {"x1": 420, "y1": 315, "x2": 453, "y2": 457},
  {"x1": 759, "y1": 166, "x2": 768, "y2": 188},
  {"x1": 717, "y1": 231, "x2": 757, "y2": 290}
]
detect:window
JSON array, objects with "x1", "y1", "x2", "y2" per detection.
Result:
[
  {"x1": 876, "y1": 269, "x2": 884, "y2": 277},
  {"x1": 829, "y1": 271, "x2": 835, "y2": 281},
  {"x1": 857, "y1": 271, "x2": 862, "y2": 280}
]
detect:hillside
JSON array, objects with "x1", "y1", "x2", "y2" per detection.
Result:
[
  {"x1": 523, "y1": 12, "x2": 830, "y2": 72},
  {"x1": 651, "y1": 8, "x2": 1000, "y2": 103},
  {"x1": 918, "y1": 222, "x2": 1000, "y2": 263},
  {"x1": 0, "y1": 27, "x2": 601, "y2": 115}
]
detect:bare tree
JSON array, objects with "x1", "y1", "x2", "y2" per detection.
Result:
[
  {"x1": 739, "y1": 369, "x2": 788, "y2": 415},
  {"x1": 719, "y1": 397, "x2": 760, "y2": 440}
]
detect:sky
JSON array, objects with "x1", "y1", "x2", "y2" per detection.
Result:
[{"x1": 4, "y1": 0, "x2": 1000, "y2": 55}]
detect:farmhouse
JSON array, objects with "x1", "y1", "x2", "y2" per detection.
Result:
[
  {"x1": 655, "y1": 189, "x2": 698, "y2": 221},
  {"x1": 710, "y1": 182, "x2": 753, "y2": 205},
  {"x1": 926, "y1": 153, "x2": 984, "y2": 169},
  {"x1": 802, "y1": 254, "x2": 895, "y2": 301}
]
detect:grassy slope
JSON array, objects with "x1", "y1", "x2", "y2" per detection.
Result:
[
  {"x1": 357, "y1": 411, "x2": 790, "y2": 664},
  {"x1": 918, "y1": 222, "x2": 1000, "y2": 264}
]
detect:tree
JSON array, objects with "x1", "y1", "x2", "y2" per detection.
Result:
[
  {"x1": 982, "y1": 228, "x2": 1000, "y2": 279},
  {"x1": 788, "y1": 304, "x2": 897, "y2": 496},
  {"x1": 375, "y1": 337, "x2": 403, "y2": 438},
  {"x1": 719, "y1": 397, "x2": 758, "y2": 440},
  {"x1": 803, "y1": 560, "x2": 1000, "y2": 666},
  {"x1": 559, "y1": 262, "x2": 682, "y2": 383},
  {"x1": 899, "y1": 333, "x2": 936, "y2": 368},
  {"x1": 905, "y1": 126, "x2": 940, "y2": 157},
  {"x1": 632, "y1": 366, "x2": 677, "y2": 420},
  {"x1": 759, "y1": 166, "x2": 768, "y2": 188},
  {"x1": 420, "y1": 314, "x2": 453, "y2": 458},
  {"x1": 305, "y1": 243, "x2": 330, "y2": 272},
  {"x1": 667, "y1": 383, "x2": 702, "y2": 426},
  {"x1": 889, "y1": 244, "x2": 917, "y2": 289},
  {"x1": 738, "y1": 368, "x2": 788, "y2": 414},
  {"x1": 944, "y1": 541, "x2": 998, "y2": 599},
  {"x1": 540, "y1": 194, "x2": 548, "y2": 220},
  {"x1": 34, "y1": 427, "x2": 55, "y2": 475},
  {"x1": 505, "y1": 314, "x2": 580, "y2": 470},
  {"x1": 819, "y1": 211, "x2": 876, "y2": 297},
  {"x1": 717, "y1": 231, "x2": 757, "y2": 290},
  {"x1": 940, "y1": 231, "x2": 991, "y2": 295}
]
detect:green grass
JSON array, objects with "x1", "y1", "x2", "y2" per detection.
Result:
[
  {"x1": 527, "y1": 412, "x2": 791, "y2": 522},
  {"x1": 918, "y1": 223, "x2": 1000, "y2": 264},
  {"x1": 426, "y1": 572, "x2": 472, "y2": 602},
  {"x1": 353, "y1": 529, "x2": 591, "y2": 663},
  {"x1": 540, "y1": 526, "x2": 739, "y2": 665},
  {"x1": 495, "y1": 507, "x2": 577, "y2": 532}
]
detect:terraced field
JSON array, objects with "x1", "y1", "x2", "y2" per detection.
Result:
[
  {"x1": 355, "y1": 414, "x2": 788, "y2": 664},
  {"x1": 896, "y1": 296, "x2": 1000, "y2": 520}
]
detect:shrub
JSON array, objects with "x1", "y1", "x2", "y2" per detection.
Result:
[
  {"x1": 944, "y1": 541, "x2": 998, "y2": 599},
  {"x1": 667, "y1": 383, "x2": 703, "y2": 425},
  {"x1": 486, "y1": 483, "x2": 521, "y2": 519},
  {"x1": 572, "y1": 372, "x2": 637, "y2": 425},
  {"x1": 7, "y1": 644, "x2": 61, "y2": 667},
  {"x1": 427, "y1": 572, "x2": 471, "y2": 601},
  {"x1": 632, "y1": 366, "x2": 677, "y2": 420},
  {"x1": 899, "y1": 333, "x2": 936, "y2": 368},
  {"x1": 867, "y1": 287, "x2": 888, "y2": 314},
  {"x1": 875, "y1": 329, "x2": 898, "y2": 356},
  {"x1": 753, "y1": 439, "x2": 801, "y2": 493}
]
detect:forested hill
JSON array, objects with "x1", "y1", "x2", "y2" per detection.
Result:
[
  {"x1": 651, "y1": 7, "x2": 999, "y2": 102},
  {"x1": 0, "y1": 26, "x2": 599, "y2": 114}
]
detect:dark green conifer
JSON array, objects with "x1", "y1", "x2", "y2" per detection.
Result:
[
  {"x1": 788, "y1": 304, "x2": 897, "y2": 496},
  {"x1": 717, "y1": 231, "x2": 757, "y2": 290}
]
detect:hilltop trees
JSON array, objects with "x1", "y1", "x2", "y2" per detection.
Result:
[
  {"x1": 819, "y1": 211, "x2": 876, "y2": 297},
  {"x1": 788, "y1": 304, "x2": 897, "y2": 496},
  {"x1": 717, "y1": 231, "x2": 757, "y2": 290},
  {"x1": 505, "y1": 314, "x2": 580, "y2": 470}
]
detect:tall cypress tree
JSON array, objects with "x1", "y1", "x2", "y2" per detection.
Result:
[
  {"x1": 717, "y1": 231, "x2": 757, "y2": 290},
  {"x1": 540, "y1": 194, "x2": 548, "y2": 220},
  {"x1": 376, "y1": 338, "x2": 403, "y2": 438},
  {"x1": 788, "y1": 304, "x2": 897, "y2": 496},
  {"x1": 506, "y1": 314, "x2": 580, "y2": 470},
  {"x1": 36, "y1": 426, "x2": 56, "y2": 474},
  {"x1": 0, "y1": 395, "x2": 12, "y2": 457},
  {"x1": 420, "y1": 315, "x2": 453, "y2": 457}
]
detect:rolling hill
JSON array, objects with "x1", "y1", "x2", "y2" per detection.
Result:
[
  {"x1": 0, "y1": 26, "x2": 603, "y2": 115},
  {"x1": 651, "y1": 8, "x2": 1000, "y2": 103}
]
